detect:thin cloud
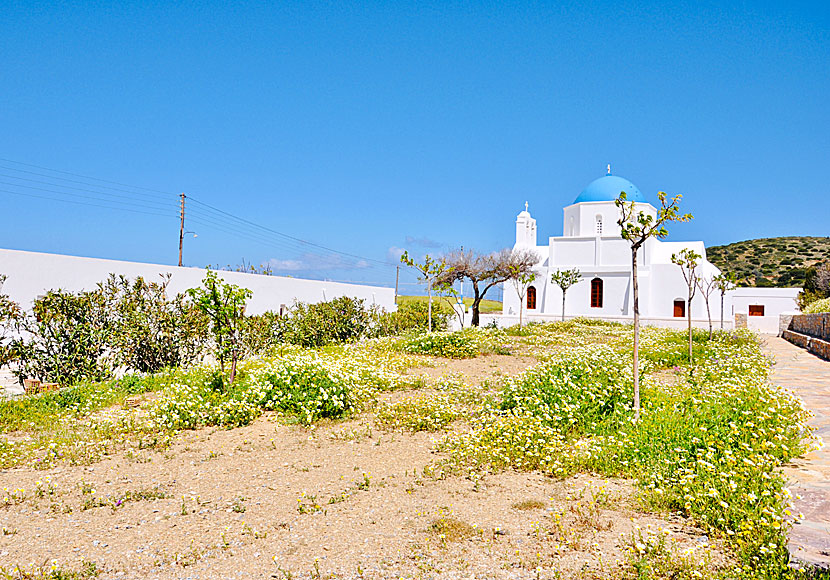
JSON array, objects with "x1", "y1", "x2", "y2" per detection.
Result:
[{"x1": 405, "y1": 235, "x2": 443, "y2": 248}]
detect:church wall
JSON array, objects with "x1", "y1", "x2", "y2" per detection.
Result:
[
  {"x1": 550, "y1": 238, "x2": 595, "y2": 266},
  {"x1": 597, "y1": 239, "x2": 635, "y2": 267}
]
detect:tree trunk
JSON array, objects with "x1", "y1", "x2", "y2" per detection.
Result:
[
  {"x1": 471, "y1": 283, "x2": 482, "y2": 327},
  {"x1": 427, "y1": 279, "x2": 433, "y2": 333},
  {"x1": 561, "y1": 290, "x2": 566, "y2": 322},
  {"x1": 720, "y1": 291, "x2": 725, "y2": 330},
  {"x1": 230, "y1": 348, "x2": 238, "y2": 384},
  {"x1": 632, "y1": 248, "x2": 640, "y2": 423},
  {"x1": 687, "y1": 289, "x2": 693, "y2": 363},
  {"x1": 518, "y1": 294, "x2": 523, "y2": 328},
  {"x1": 705, "y1": 296, "x2": 713, "y2": 340}
]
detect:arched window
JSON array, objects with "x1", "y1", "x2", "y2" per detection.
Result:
[
  {"x1": 673, "y1": 300, "x2": 685, "y2": 318},
  {"x1": 595, "y1": 215, "x2": 603, "y2": 235},
  {"x1": 569, "y1": 216, "x2": 575, "y2": 236},
  {"x1": 590, "y1": 278, "x2": 603, "y2": 308},
  {"x1": 526, "y1": 286, "x2": 537, "y2": 310}
]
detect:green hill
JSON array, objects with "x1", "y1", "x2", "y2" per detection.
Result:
[{"x1": 706, "y1": 236, "x2": 830, "y2": 288}]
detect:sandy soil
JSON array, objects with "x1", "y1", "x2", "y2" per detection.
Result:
[{"x1": 0, "y1": 355, "x2": 723, "y2": 579}]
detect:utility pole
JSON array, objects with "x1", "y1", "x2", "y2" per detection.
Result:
[
  {"x1": 178, "y1": 193, "x2": 186, "y2": 267},
  {"x1": 394, "y1": 266, "x2": 400, "y2": 304}
]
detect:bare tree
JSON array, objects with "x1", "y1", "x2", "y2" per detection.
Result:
[
  {"x1": 616, "y1": 192, "x2": 692, "y2": 422},
  {"x1": 712, "y1": 272, "x2": 737, "y2": 331},
  {"x1": 550, "y1": 268, "x2": 581, "y2": 322},
  {"x1": 437, "y1": 248, "x2": 538, "y2": 327},
  {"x1": 671, "y1": 248, "x2": 701, "y2": 362}
]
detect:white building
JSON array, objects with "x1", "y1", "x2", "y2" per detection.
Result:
[{"x1": 500, "y1": 169, "x2": 799, "y2": 333}]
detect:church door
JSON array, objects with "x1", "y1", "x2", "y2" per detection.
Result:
[{"x1": 674, "y1": 300, "x2": 685, "y2": 318}]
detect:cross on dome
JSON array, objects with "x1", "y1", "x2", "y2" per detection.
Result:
[
  {"x1": 606, "y1": 164, "x2": 612, "y2": 176},
  {"x1": 525, "y1": 201, "x2": 528, "y2": 212}
]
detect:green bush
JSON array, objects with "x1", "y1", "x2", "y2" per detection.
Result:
[
  {"x1": 101, "y1": 275, "x2": 209, "y2": 373},
  {"x1": 376, "y1": 300, "x2": 449, "y2": 335},
  {"x1": 280, "y1": 296, "x2": 376, "y2": 348},
  {"x1": 401, "y1": 330, "x2": 479, "y2": 358},
  {"x1": 14, "y1": 289, "x2": 113, "y2": 385},
  {"x1": 0, "y1": 274, "x2": 21, "y2": 367}
]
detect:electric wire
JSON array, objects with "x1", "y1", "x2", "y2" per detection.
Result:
[
  {"x1": 0, "y1": 188, "x2": 176, "y2": 218},
  {"x1": 0, "y1": 158, "x2": 407, "y2": 279}
]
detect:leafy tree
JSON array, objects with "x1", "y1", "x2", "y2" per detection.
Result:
[
  {"x1": 187, "y1": 270, "x2": 252, "y2": 384},
  {"x1": 616, "y1": 191, "x2": 692, "y2": 422},
  {"x1": 713, "y1": 272, "x2": 737, "y2": 330},
  {"x1": 400, "y1": 251, "x2": 447, "y2": 332},
  {"x1": 671, "y1": 248, "x2": 701, "y2": 362},
  {"x1": 550, "y1": 268, "x2": 581, "y2": 322},
  {"x1": 0, "y1": 275, "x2": 22, "y2": 367},
  {"x1": 436, "y1": 248, "x2": 538, "y2": 327},
  {"x1": 509, "y1": 269, "x2": 536, "y2": 328}
]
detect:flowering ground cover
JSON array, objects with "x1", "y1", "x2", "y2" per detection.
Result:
[{"x1": 0, "y1": 322, "x2": 818, "y2": 579}]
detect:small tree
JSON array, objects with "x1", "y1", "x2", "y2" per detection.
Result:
[
  {"x1": 616, "y1": 192, "x2": 692, "y2": 422},
  {"x1": 712, "y1": 272, "x2": 737, "y2": 331},
  {"x1": 510, "y1": 269, "x2": 536, "y2": 328},
  {"x1": 696, "y1": 275, "x2": 717, "y2": 340},
  {"x1": 400, "y1": 251, "x2": 447, "y2": 332},
  {"x1": 187, "y1": 270, "x2": 252, "y2": 384},
  {"x1": 436, "y1": 248, "x2": 538, "y2": 327},
  {"x1": 550, "y1": 268, "x2": 581, "y2": 322},
  {"x1": 671, "y1": 248, "x2": 701, "y2": 362}
]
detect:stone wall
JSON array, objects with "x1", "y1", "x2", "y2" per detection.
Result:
[{"x1": 783, "y1": 313, "x2": 830, "y2": 361}]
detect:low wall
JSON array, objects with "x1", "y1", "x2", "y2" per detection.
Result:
[
  {"x1": 783, "y1": 313, "x2": 830, "y2": 361},
  {"x1": 0, "y1": 248, "x2": 396, "y2": 315}
]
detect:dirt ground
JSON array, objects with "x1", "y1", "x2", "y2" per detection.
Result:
[{"x1": 0, "y1": 354, "x2": 723, "y2": 579}]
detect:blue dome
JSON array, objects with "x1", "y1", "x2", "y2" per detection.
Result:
[{"x1": 573, "y1": 175, "x2": 646, "y2": 204}]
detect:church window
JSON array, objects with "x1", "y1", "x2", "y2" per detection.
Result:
[
  {"x1": 527, "y1": 286, "x2": 537, "y2": 310},
  {"x1": 749, "y1": 305, "x2": 765, "y2": 316},
  {"x1": 673, "y1": 300, "x2": 685, "y2": 318},
  {"x1": 590, "y1": 278, "x2": 603, "y2": 308},
  {"x1": 595, "y1": 215, "x2": 603, "y2": 235}
]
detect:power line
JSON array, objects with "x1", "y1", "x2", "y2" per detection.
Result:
[
  {"x1": 0, "y1": 158, "x2": 176, "y2": 199},
  {"x1": 0, "y1": 188, "x2": 175, "y2": 218},
  {"x1": 0, "y1": 157, "x2": 399, "y2": 274}
]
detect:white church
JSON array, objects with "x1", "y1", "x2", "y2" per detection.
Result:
[{"x1": 499, "y1": 168, "x2": 799, "y2": 333}]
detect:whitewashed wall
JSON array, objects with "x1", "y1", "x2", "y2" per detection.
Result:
[{"x1": 0, "y1": 248, "x2": 396, "y2": 314}]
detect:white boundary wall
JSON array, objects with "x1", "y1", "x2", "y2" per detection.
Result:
[{"x1": 0, "y1": 248, "x2": 396, "y2": 315}]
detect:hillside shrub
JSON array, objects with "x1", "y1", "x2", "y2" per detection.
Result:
[{"x1": 803, "y1": 297, "x2": 830, "y2": 313}]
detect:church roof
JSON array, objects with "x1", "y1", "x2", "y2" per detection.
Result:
[{"x1": 573, "y1": 173, "x2": 646, "y2": 204}]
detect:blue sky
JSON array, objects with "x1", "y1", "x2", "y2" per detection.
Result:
[{"x1": 1, "y1": 1, "x2": 828, "y2": 292}]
